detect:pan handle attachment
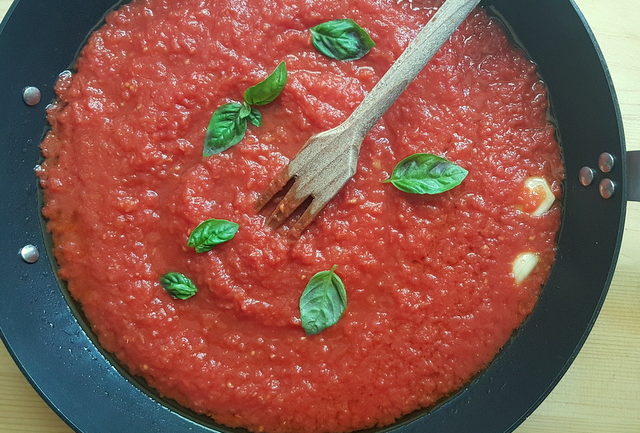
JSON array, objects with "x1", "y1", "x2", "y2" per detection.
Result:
[{"x1": 629, "y1": 151, "x2": 640, "y2": 202}]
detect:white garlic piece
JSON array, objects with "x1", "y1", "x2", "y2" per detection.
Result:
[
  {"x1": 524, "y1": 177, "x2": 555, "y2": 216},
  {"x1": 512, "y1": 252, "x2": 540, "y2": 284}
]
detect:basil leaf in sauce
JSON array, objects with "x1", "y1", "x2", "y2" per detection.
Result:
[
  {"x1": 248, "y1": 107, "x2": 263, "y2": 127},
  {"x1": 310, "y1": 19, "x2": 375, "y2": 61},
  {"x1": 187, "y1": 219, "x2": 240, "y2": 253},
  {"x1": 203, "y1": 62, "x2": 288, "y2": 156},
  {"x1": 239, "y1": 102, "x2": 252, "y2": 119},
  {"x1": 243, "y1": 62, "x2": 288, "y2": 106},
  {"x1": 160, "y1": 272, "x2": 198, "y2": 300},
  {"x1": 299, "y1": 266, "x2": 347, "y2": 336},
  {"x1": 385, "y1": 153, "x2": 469, "y2": 195},
  {"x1": 203, "y1": 102, "x2": 248, "y2": 156}
]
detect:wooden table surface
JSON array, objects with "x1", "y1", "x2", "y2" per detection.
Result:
[{"x1": 1, "y1": 0, "x2": 638, "y2": 432}]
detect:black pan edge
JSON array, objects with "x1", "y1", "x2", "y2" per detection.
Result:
[{"x1": 501, "y1": 0, "x2": 628, "y2": 430}]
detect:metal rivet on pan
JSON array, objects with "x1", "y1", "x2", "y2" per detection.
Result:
[
  {"x1": 19, "y1": 244, "x2": 40, "y2": 264},
  {"x1": 598, "y1": 152, "x2": 615, "y2": 173},
  {"x1": 578, "y1": 167, "x2": 595, "y2": 187},
  {"x1": 22, "y1": 86, "x2": 42, "y2": 106},
  {"x1": 599, "y1": 178, "x2": 615, "y2": 199}
]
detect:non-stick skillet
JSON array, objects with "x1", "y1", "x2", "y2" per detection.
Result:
[{"x1": 0, "y1": 0, "x2": 638, "y2": 432}]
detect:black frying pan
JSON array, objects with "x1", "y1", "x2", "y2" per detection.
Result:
[{"x1": 0, "y1": 0, "x2": 638, "y2": 432}]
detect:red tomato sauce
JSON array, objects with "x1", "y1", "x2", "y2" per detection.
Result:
[{"x1": 39, "y1": 1, "x2": 564, "y2": 432}]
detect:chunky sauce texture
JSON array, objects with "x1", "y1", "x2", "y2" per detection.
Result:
[{"x1": 39, "y1": 1, "x2": 564, "y2": 432}]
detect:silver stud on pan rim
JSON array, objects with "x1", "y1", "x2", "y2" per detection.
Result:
[
  {"x1": 19, "y1": 244, "x2": 40, "y2": 264},
  {"x1": 599, "y1": 178, "x2": 615, "y2": 199},
  {"x1": 598, "y1": 152, "x2": 615, "y2": 173},
  {"x1": 578, "y1": 166, "x2": 595, "y2": 187},
  {"x1": 22, "y1": 86, "x2": 41, "y2": 106}
]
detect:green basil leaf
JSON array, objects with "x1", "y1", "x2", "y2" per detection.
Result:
[
  {"x1": 187, "y1": 219, "x2": 239, "y2": 253},
  {"x1": 248, "y1": 108, "x2": 263, "y2": 127},
  {"x1": 160, "y1": 272, "x2": 198, "y2": 300},
  {"x1": 203, "y1": 102, "x2": 248, "y2": 156},
  {"x1": 310, "y1": 19, "x2": 375, "y2": 61},
  {"x1": 243, "y1": 62, "x2": 288, "y2": 106},
  {"x1": 239, "y1": 102, "x2": 252, "y2": 119},
  {"x1": 385, "y1": 153, "x2": 468, "y2": 194},
  {"x1": 299, "y1": 266, "x2": 347, "y2": 336}
]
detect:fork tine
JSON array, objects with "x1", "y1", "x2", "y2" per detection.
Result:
[
  {"x1": 255, "y1": 169, "x2": 291, "y2": 211},
  {"x1": 289, "y1": 200, "x2": 324, "y2": 236},
  {"x1": 266, "y1": 182, "x2": 310, "y2": 229}
]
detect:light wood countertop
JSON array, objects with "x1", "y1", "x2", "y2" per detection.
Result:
[{"x1": 1, "y1": 0, "x2": 638, "y2": 431}]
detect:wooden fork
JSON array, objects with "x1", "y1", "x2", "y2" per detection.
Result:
[{"x1": 256, "y1": 0, "x2": 481, "y2": 233}]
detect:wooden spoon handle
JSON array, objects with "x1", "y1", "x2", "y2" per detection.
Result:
[{"x1": 345, "y1": 0, "x2": 481, "y2": 138}]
